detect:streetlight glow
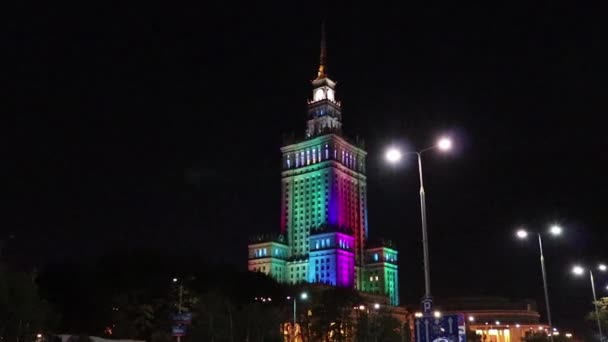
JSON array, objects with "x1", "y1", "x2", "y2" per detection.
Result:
[
  {"x1": 572, "y1": 265, "x2": 585, "y2": 276},
  {"x1": 598, "y1": 264, "x2": 607, "y2": 272},
  {"x1": 434, "y1": 311, "x2": 442, "y2": 318},
  {"x1": 516, "y1": 229, "x2": 528, "y2": 239},
  {"x1": 549, "y1": 225, "x2": 562, "y2": 236},
  {"x1": 385, "y1": 148, "x2": 402, "y2": 163},
  {"x1": 373, "y1": 303, "x2": 380, "y2": 310},
  {"x1": 572, "y1": 263, "x2": 605, "y2": 341},
  {"x1": 437, "y1": 137, "x2": 453, "y2": 151},
  {"x1": 172, "y1": 278, "x2": 178, "y2": 283},
  {"x1": 300, "y1": 292, "x2": 308, "y2": 300},
  {"x1": 468, "y1": 316, "x2": 475, "y2": 322}
]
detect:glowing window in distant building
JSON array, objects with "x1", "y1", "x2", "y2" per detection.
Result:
[
  {"x1": 374, "y1": 253, "x2": 379, "y2": 262},
  {"x1": 287, "y1": 156, "x2": 291, "y2": 168},
  {"x1": 306, "y1": 150, "x2": 310, "y2": 165},
  {"x1": 312, "y1": 148, "x2": 316, "y2": 163},
  {"x1": 325, "y1": 145, "x2": 329, "y2": 159}
]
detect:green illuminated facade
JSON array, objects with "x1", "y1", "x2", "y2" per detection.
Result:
[{"x1": 247, "y1": 30, "x2": 399, "y2": 305}]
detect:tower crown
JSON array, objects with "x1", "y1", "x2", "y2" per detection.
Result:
[{"x1": 306, "y1": 24, "x2": 342, "y2": 138}]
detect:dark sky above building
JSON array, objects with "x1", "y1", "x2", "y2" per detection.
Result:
[{"x1": 7, "y1": 1, "x2": 607, "y2": 334}]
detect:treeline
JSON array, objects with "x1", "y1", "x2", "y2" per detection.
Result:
[
  {"x1": 4, "y1": 250, "x2": 407, "y2": 342},
  {"x1": 0, "y1": 265, "x2": 58, "y2": 342}
]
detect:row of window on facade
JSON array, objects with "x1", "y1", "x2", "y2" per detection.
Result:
[
  {"x1": 253, "y1": 248, "x2": 286, "y2": 258},
  {"x1": 372, "y1": 252, "x2": 397, "y2": 263},
  {"x1": 285, "y1": 176, "x2": 365, "y2": 192},
  {"x1": 252, "y1": 266, "x2": 266, "y2": 272},
  {"x1": 311, "y1": 238, "x2": 351, "y2": 250},
  {"x1": 285, "y1": 145, "x2": 363, "y2": 171}
]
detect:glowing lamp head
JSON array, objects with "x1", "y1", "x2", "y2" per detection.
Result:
[
  {"x1": 468, "y1": 316, "x2": 475, "y2": 322},
  {"x1": 415, "y1": 312, "x2": 423, "y2": 318},
  {"x1": 598, "y1": 264, "x2": 607, "y2": 272},
  {"x1": 359, "y1": 305, "x2": 366, "y2": 310},
  {"x1": 385, "y1": 148, "x2": 402, "y2": 163},
  {"x1": 373, "y1": 303, "x2": 380, "y2": 310},
  {"x1": 172, "y1": 278, "x2": 178, "y2": 283},
  {"x1": 572, "y1": 265, "x2": 585, "y2": 276},
  {"x1": 300, "y1": 292, "x2": 308, "y2": 300},
  {"x1": 516, "y1": 229, "x2": 528, "y2": 239},
  {"x1": 434, "y1": 311, "x2": 442, "y2": 318},
  {"x1": 549, "y1": 225, "x2": 563, "y2": 236},
  {"x1": 437, "y1": 137, "x2": 453, "y2": 151}
]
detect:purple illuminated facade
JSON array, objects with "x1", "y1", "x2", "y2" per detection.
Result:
[{"x1": 247, "y1": 28, "x2": 399, "y2": 305}]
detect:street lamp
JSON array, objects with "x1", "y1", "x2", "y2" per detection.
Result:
[
  {"x1": 171, "y1": 278, "x2": 184, "y2": 342},
  {"x1": 289, "y1": 292, "x2": 308, "y2": 328},
  {"x1": 385, "y1": 136, "x2": 452, "y2": 314},
  {"x1": 572, "y1": 264, "x2": 606, "y2": 342},
  {"x1": 515, "y1": 225, "x2": 563, "y2": 342}
]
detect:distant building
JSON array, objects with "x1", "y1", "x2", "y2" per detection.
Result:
[
  {"x1": 247, "y1": 27, "x2": 399, "y2": 305},
  {"x1": 423, "y1": 297, "x2": 551, "y2": 342}
]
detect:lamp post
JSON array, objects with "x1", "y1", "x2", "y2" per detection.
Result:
[
  {"x1": 289, "y1": 292, "x2": 308, "y2": 329},
  {"x1": 172, "y1": 278, "x2": 184, "y2": 342},
  {"x1": 385, "y1": 136, "x2": 452, "y2": 314},
  {"x1": 515, "y1": 225, "x2": 562, "y2": 342},
  {"x1": 572, "y1": 264, "x2": 606, "y2": 342}
]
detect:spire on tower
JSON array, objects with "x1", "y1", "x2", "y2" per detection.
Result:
[{"x1": 317, "y1": 22, "x2": 327, "y2": 79}]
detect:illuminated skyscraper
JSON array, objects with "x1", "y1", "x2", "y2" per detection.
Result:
[{"x1": 248, "y1": 27, "x2": 399, "y2": 305}]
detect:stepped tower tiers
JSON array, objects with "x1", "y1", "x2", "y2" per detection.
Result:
[{"x1": 247, "y1": 26, "x2": 399, "y2": 305}]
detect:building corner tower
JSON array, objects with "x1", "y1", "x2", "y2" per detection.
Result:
[{"x1": 247, "y1": 25, "x2": 399, "y2": 305}]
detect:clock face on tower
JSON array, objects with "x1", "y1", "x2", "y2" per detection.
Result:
[{"x1": 314, "y1": 88, "x2": 324, "y2": 101}]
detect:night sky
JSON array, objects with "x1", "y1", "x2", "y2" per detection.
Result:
[{"x1": 7, "y1": 2, "x2": 607, "y2": 334}]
